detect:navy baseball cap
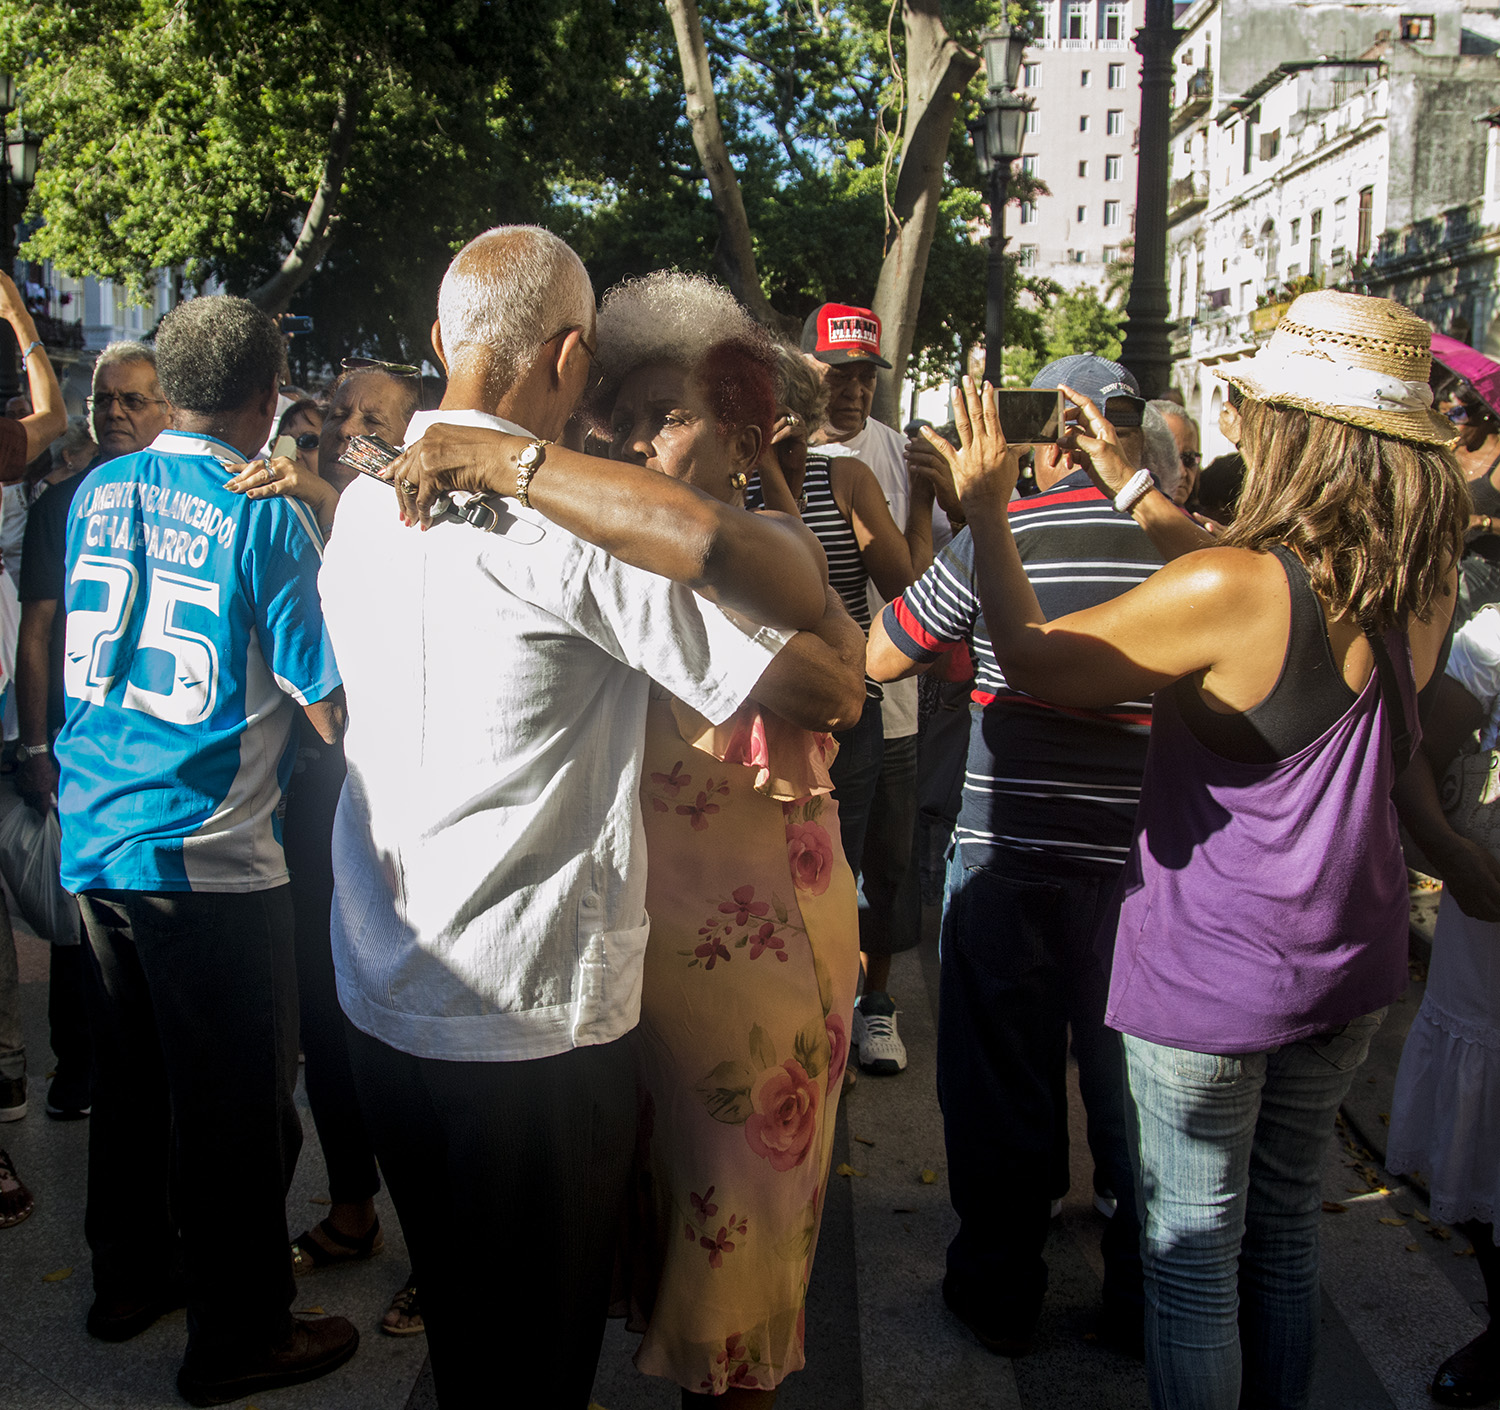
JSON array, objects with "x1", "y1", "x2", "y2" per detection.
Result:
[{"x1": 1033, "y1": 354, "x2": 1144, "y2": 425}]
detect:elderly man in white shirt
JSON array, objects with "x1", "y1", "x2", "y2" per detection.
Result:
[{"x1": 319, "y1": 227, "x2": 847, "y2": 1408}]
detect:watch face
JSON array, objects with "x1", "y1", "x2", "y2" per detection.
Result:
[{"x1": 519, "y1": 443, "x2": 542, "y2": 469}]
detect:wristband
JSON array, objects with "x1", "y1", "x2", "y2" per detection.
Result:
[
  {"x1": 17, "y1": 743, "x2": 50, "y2": 760},
  {"x1": 1112, "y1": 468, "x2": 1155, "y2": 516},
  {"x1": 18, "y1": 340, "x2": 42, "y2": 367}
]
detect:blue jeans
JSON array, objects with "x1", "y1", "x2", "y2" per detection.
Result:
[{"x1": 1123, "y1": 1010, "x2": 1385, "y2": 1410}]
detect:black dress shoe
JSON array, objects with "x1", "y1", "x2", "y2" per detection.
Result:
[
  {"x1": 176, "y1": 1315, "x2": 360, "y2": 1406},
  {"x1": 1431, "y1": 1329, "x2": 1500, "y2": 1407},
  {"x1": 941, "y1": 1274, "x2": 1037, "y2": 1357},
  {"x1": 86, "y1": 1280, "x2": 188, "y2": 1342}
]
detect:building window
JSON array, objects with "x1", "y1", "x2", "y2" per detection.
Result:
[
  {"x1": 1102, "y1": 0, "x2": 1126, "y2": 40},
  {"x1": 1182, "y1": 137, "x2": 1191, "y2": 154},
  {"x1": 1081, "y1": 69, "x2": 1092, "y2": 87},
  {"x1": 1311, "y1": 209, "x2": 1323, "y2": 236},
  {"x1": 1291, "y1": 217, "x2": 1301, "y2": 243},
  {"x1": 1103, "y1": 244, "x2": 1119, "y2": 263},
  {"x1": 1105, "y1": 154, "x2": 1122, "y2": 180},
  {"x1": 1079, "y1": 114, "x2": 1091, "y2": 132},
  {"x1": 1020, "y1": 201, "x2": 1037, "y2": 224},
  {"x1": 1077, "y1": 204, "x2": 1088, "y2": 222},
  {"x1": 1071, "y1": 250, "x2": 1088, "y2": 264},
  {"x1": 1023, "y1": 62, "x2": 1041, "y2": 88},
  {"x1": 1182, "y1": 49, "x2": 1194, "y2": 67},
  {"x1": 1309, "y1": 237, "x2": 1322, "y2": 279},
  {"x1": 1026, "y1": 110, "x2": 1040, "y2": 134},
  {"x1": 1104, "y1": 200, "x2": 1121, "y2": 226},
  {"x1": 1078, "y1": 159, "x2": 1089, "y2": 178},
  {"x1": 1259, "y1": 128, "x2": 1281, "y2": 161},
  {"x1": 1286, "y1": 262, "x2": 1301, "y2": 280},
  {"x1": 1400, "y1": 13, "x2": 1435, "y2": 40},
  {"x1": 1018, "y1": 244, "x2": 1039, "y2": 267},
  {"x1": 1106, "y1": 109, "x2": 1123, "y2": 135},
  {"x1": 1356, "y1": 186, "x2": 1373, "y2": 259},
  {"x1": 1022, "y1": 155, "x2": 1038, "y2": 175},
  {"x1": 1108, "y1": 63, "x2": 1125, "y2": 88},
  {"x1": 1066, "y1": 1, "x2": 1087, "y2": 40},
  {"x1": 1334, "y1": 195, "x2": 1348, "y2": 239}
]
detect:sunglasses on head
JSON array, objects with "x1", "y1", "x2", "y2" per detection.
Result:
[{"x1": 341, "y1": 357, "x2": 421, "y2": 378}]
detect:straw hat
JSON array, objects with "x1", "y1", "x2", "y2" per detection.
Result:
[{"x1": 1216, "y1": 290, "x2": 1455, "y2": 446}]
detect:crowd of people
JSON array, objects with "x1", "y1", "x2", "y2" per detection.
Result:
[{"x1": 0, "y1": 227, "x2": 1493, "y2": 1410}]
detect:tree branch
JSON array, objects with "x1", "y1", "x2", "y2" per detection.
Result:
[{"x1": 246, "y1": 89, "x2": 357, "y2": 317}]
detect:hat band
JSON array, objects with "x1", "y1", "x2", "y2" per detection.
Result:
[{"x1": 1253, "y1": 349, "x2": 1435, "y2": 415}]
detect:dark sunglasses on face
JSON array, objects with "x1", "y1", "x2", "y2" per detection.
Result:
[
  {"x1": 1179, "y1": 449, "x2": 1202, "y2": 469},
  {"x1": 87, "y1": 393, "x2": 166, "y2": 414},
  {"x1": 294, "y1": 432, "x2": 320, "y2": 450}
]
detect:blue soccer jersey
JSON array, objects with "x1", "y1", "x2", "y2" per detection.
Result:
[{"x1": 55, "y1": 430, "x2": 341, "y2": 893}]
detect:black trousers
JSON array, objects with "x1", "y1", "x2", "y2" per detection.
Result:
[
  {"x1": 938, "y1": 852, "x2": 1144, "y2": 1327},
  {"x1": 48, "y1": 935, "x2": 94, "y2": 1093},
  {"x1": 78, "y1": 887, "x2": 300, "y2": 1366},
  {"x1": 283, "y1": 725, "x2": 378, "y2": 1204},
  {"x1": 345, "y1": 1020, "x2": 636, "y2": 1408}
]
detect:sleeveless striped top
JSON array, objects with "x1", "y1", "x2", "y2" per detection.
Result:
[{"x1": 747, "y1": 454, "x2": 879, "y2": 701}]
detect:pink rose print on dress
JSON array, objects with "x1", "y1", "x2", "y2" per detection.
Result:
[
  {"x1": 744, "y1": 1059, "x2": 820, "y2": 1171},
  {"x1": 785, "y1": 821, "x2": 834, "y2": 896},
  {"x1": 719, "y1": 885, "x2": 770, "y2": 927},
  {"x1": 826, "y1": 1012, "x2": 849, "y2": 1085},
  {"x1": 748, "y1": 921, "x2": 787, "y2": 962}
]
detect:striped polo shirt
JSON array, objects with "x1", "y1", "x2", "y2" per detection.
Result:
[{"x1": 882, "y1": 470, "x2": 1165, "y2": 872}]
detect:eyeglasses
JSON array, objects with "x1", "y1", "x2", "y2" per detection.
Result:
[
  {"x1": 294, "y1": 432, "x2": 320, "y2": 450},
  {"x1": 341, "y1": 357, "x2": 421, "y2": 378},
  {"x1": 1179, "y1": 449, "x2": 1202, "y2": 469},
  {"x1": 87, "y1": 393, "x2": 167, "y2": 414},
  {"x1": 547, "y1": 325, "x2": 597, "y2": 367}
]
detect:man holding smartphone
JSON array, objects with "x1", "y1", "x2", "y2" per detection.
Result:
[{"x1": 871, "y1": 355, "x2": 1210, "y2": 1357}]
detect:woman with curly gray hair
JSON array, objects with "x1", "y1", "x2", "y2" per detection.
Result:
[{"x1": 395, "y1": 271, "x2": 867, "y2": 1405}]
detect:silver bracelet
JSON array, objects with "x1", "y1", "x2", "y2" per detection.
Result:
[{"x1": 1113, "y1": 468, "x2": 1155, "y2": 516}]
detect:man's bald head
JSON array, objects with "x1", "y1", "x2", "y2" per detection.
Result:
[{"x1": 436, "y1": 226, "x2": 594, "y2": 398}]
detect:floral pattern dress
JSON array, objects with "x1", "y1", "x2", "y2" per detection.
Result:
[{"x1": 623, "y1": 689, "x2": 860, "y2": 1395}]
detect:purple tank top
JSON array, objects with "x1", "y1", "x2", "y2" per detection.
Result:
[{"x1": 1106, "y1": 630, "x2": 1415, "y2": 1055}]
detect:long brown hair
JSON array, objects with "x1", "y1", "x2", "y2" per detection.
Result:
[{"x1": 1223, "y1": 399, "x2": 1468, "y2": 631}]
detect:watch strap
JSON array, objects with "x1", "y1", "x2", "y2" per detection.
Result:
[{"x1": 514, "y1": 439, "x2": 551, "y2": 510}]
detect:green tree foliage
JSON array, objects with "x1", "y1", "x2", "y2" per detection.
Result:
[{"x1": 1004, "y1": 283, "x2": 1126, "y2": 387}]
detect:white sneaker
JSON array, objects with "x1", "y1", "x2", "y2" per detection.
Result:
[
  {"x1": 1050, "y1": 1197, "x2": 1064, "y2": 1219},
  {"x1": 854, "y1": 993, "x2": 907, "y2": 1075}
]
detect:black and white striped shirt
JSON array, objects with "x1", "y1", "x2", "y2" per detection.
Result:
[{"x1": 883, "y1": 471, "x2": 1165, "y2": 871}]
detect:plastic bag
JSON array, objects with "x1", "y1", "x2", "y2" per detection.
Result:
[{"x1": 0, "y1": 789, "x2": 80, "y2": 945}]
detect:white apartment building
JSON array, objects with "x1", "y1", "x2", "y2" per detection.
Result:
[
  {"x1": 1165, "y1": 0, "x2": 1500, "y2": 459},
  {"x1": 1014, "y1": 0, "x2": 1144, "y2": 290}
]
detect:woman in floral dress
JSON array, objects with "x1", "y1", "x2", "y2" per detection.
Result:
[{"x1": 597, "y1": 273, "x2": 863, "y2": 1405}]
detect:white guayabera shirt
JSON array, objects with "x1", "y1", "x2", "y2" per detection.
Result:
[{"x1": 321, "y1": 409, "x2": 790, "y2": 1062}]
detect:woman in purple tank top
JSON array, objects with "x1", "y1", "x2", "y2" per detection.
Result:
[{"x1": 916, "y1": 292, "x2": 1467, "y2": 1410}]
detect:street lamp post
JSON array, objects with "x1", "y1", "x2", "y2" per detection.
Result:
[
  {"x1": 969, "y1": 22, "x2": 1031, "y2": 388},
  {"x1": 0, "y1": 75, "x2": 42, "y2": 402},
  {"x1": 1118, "y1": 0, "x2": 1179, "y2": 399}
]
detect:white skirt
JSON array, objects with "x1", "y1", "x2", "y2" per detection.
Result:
[{"x1": 1387, "y1": 890, "x2": 1500, "y2": 1228}]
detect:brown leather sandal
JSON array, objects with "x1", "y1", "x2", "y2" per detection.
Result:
[{"x1": 289, "y1": 1216, "x2": 383, "y2": 1275}]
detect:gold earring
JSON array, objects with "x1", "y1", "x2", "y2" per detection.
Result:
[{"x1": 730, "y1": 471, "x2": 748, "y2": 490}]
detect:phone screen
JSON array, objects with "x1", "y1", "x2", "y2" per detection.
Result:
[
  {"x1": 994, "y1": 390, "x2": 1063, "y2": 443},
  {"x1": 338, "y1": 433, "x2": 403, "y2": 481}
]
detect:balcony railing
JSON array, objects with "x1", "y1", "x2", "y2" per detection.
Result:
[
  {"x1": 33, "y1": 312, "x2": 85, "y2": 351},
  {"x1": 1167, "y1": 171, "x2": 1209, "y2": 223},
  {"x1": 1169, "y1": 67, "x2": 1213, "y2": 136}
]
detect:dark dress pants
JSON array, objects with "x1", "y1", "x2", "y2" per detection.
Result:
[
  {"x1": 829, "y1": 695, "x2": 884, "y2": 873},
  {"x1": 858, "y1": 730, "x2": 921, "y2": 958},
  {"x1": 283, "y1": 724, "x2": 378, "y2": 1204},
  {"x1": 344, "y1": 1021, "x2": 636, "y2": 1409},
  {"x1": 938, "y1": 850, "x2": 1143, "y2": 1328},
  {"x1": 48, "y1": 932, "x2": 94, "y2": 1097},
  {"x1": 78, "y1": 887, "x2": 301, "y2": 1367}
]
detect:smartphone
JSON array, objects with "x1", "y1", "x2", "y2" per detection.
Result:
[
  {"x1": 281, "y1": 314, "x2": 315, "y2": 335},
  {"x1": 1059, "y1": 393, "x2": 1145, "y2": 440},
  {"x1": 338, "y1": 433, "x2": 404, "y2": 481},
  {"x1": 994, "y1": 389, "x2": 1063, "y2": 443}
]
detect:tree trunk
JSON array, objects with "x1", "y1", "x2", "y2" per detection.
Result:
[
  {"x1": 246, "y1": 90, "x2": 356, "y2": 317},
  {"x1": 664, "y1": 0, "x2": 786, "y2": 330},
  {"x1": 869, "y1": 1, "x2": 979, "y2": 425}
]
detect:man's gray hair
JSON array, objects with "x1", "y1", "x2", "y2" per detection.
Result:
[
  {"x1": 593, "y1": 271, "x2": 759, "y2": 400},
  {"x1": 437, "y1": 226, "x2": 593, "y2": 393},
  {"x1": 53, "y1": 413, "x2": 95, "y2": 467},
  {"x1": 154, "y1": 296, "x2": 285, "y2": 414},
  {"x1": 1143, "y1": 400, "x2": 1185, "y2": 498},
  {"x1": 91, "y1": 340, "x2": 158, "y2": 397},
  {"x1": 775, "y1": 342, "x2": 829, "y2": 428}
]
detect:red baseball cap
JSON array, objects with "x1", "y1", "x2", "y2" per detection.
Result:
[{"x1": 801, "y1": 303, "x2": 892, "y2": 369}]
